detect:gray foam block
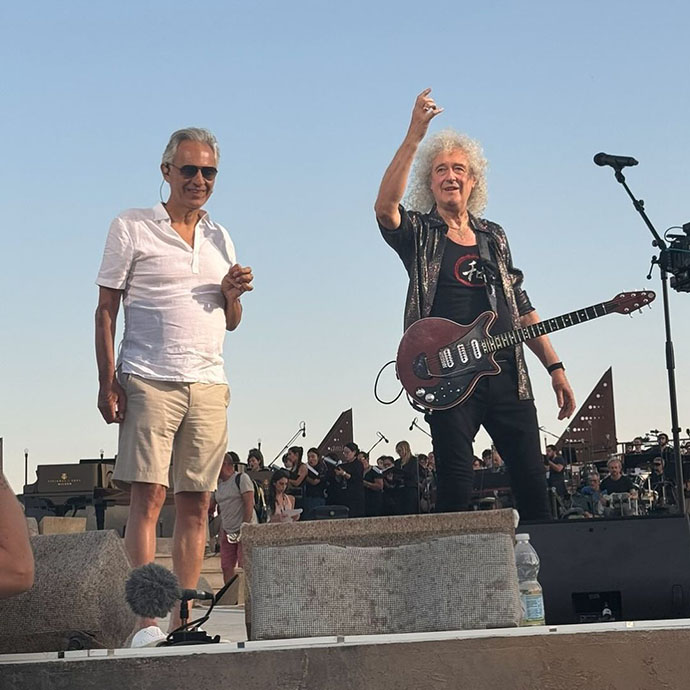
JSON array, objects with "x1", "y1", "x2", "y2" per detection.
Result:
[{"x1": 0, "y1": 530, "x2": 135, "y2": 653}]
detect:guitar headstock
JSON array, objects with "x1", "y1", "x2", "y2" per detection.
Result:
[{"x1": 609, "y1": 291, "x2": 656, "y2": 314}]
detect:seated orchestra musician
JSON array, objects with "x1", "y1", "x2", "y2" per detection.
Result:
[
  {"x1": 599, "y1": 458, "x2": 636, "y2": 497},
  {"x1": 576, "y1": 472, "x2": 606, "y2": 518},
  {"x1": 649, "y1": 456, "x2": 676, "y2": 507}
]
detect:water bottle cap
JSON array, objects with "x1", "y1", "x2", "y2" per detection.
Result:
[{"x1": 515, "y1": 533, "x2": 530, "y2": 541}]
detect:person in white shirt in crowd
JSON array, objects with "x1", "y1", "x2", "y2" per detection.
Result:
[
  {"x1": 211, "y1": 452, "x2": 257, "y2": 583},
  {"x1": 94, "y1": 127, "x2": 253, "y2": 646}
]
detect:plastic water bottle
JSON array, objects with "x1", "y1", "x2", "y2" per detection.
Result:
[{"x1": 514, "y1": 533, "x2": 545, "y2": 626}]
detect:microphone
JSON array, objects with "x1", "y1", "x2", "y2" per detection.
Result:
[
  {"x1": 409, "y1": 418, "x2": 416, "y2": 431},
  {"x1": 300, "y1": 421, "x2": 307, "y2": 438},
  {"x1": 125, "y1": 563, "x2": 213, "y2": 619},
  {"x1": 593, "y1": 152, "x2": 638, "y2": 169},
  {"x1": 377, "y1": 431, "x2": 389, "y2": 443},
  {"x1": 180, "y1": 588, "x2": 214, "y2": 601}
]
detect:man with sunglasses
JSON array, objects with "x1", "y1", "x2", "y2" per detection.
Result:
[{"x1": 95, "y1": 127, "x2": 252, "y2": 646}]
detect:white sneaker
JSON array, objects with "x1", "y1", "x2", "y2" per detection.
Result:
[{"x1": 130, "y1": 625, "x2": 167, "y2": 648}]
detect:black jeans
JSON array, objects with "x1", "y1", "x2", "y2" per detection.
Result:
[{"x1": 427, "y1": 361, "x2": 550, "y2": 521}]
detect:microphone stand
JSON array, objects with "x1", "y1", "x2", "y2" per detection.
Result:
[
  {"x1": 603, "y1": 165, "x2": 685, "y2": 514},
  {"x1": 366, "y1": 432, "x2": 389, "y2": 456},
  {"x1": 162, "y1": 575, "x2": 239, "y2": 646},
  {"x1": 410, "y1": 417, "x2": 432, "y2": 438},
  {"x1": 269, "y1": 422, "x2": 306, "y2": 469}
]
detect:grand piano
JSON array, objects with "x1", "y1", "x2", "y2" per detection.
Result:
[{"x1": 21, "y1": 459, "x2": 130, "y2": 529}]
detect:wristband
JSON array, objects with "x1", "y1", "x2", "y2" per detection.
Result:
[{"x1": 547, "y1": 362, "x2": 565, "y2": 374}]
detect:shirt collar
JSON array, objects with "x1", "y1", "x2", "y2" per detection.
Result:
[
  {"x1": 152, "y1": 202, "x2": 210, "y2": 225},
  {"x1": 428, "y1": 205, "x2": 488, "y2": 235}
]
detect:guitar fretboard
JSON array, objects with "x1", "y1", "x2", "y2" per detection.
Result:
[{"x1": 482, "y1": 301, "x2": 613, "y2": 353}]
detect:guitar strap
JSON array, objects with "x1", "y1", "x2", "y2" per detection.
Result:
[
  {"x1": 474, "y1": 227, "x2": 499, "y2": 314},
  {"x1": 415, "y1": 232, "x2": 425, "y2": 321}
]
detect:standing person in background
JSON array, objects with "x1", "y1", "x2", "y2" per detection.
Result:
[
  {"x1": 544, "y1": 444, "x2": 567, "y2": 500},
  {"x1": 360, "y1": 451, "x2": 384, "y2": 517},
  {"x1": 381, "y1": 455, "x2": 403, "y2": 515},
  {"x1": 334, "y1": 443, "x2": 365, "y2": 518},
  {"x1": 286, "y1": 446, "x2": 307, "y2": 509},
  {"x1": 247, "y1": 448, "x2": 265, "y2": 472},
  {"x1": 267, "y1": 469, "x2": 300, "y2": 523},
  {"x1": 0, "y1": 472, "x2": 34, "y2": 599},
  {"x1": 94, "y1": 127, "x2": 253, "y2": 645},
  {"x1": 417, "y1": 453, "x2": 433, "y2": 513},
  {"x1": 303, "y1": 448, "x2": 327, "y2": 519},
  {"x1": 396, "y1": 440, "x2": 420, "y2": 515},
  {"x1": 211, "y1": 452, "x2": 256, "y2": 584}
]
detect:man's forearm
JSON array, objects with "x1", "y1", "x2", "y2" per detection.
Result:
[
  {"x1": 375, "y1": 135, "x2": 420, "y2": 224},
  {"x1": 224, "y1": 296, "x2": 242, "y2": 331},
  {"x1": 520, "y1": 310, "x2": 561, "y2": 368},
  {"x1": 95, "y1": 306, "x2": 118, "y2": 383}
]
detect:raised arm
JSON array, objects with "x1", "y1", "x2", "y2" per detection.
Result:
[
  {"x1": 95, "y1": 286, "x2": 127, "y2": 423},
  {"x1": 374, "y1": 88, "x2": 444, "y2": 229}
]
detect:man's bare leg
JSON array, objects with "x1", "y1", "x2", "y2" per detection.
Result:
[
  {"x1": 125, "y1": 482, "x2": 167, "y2": 631},
  {"x1": 169, "y1": 490, "x2": 211, "y2": 631}
]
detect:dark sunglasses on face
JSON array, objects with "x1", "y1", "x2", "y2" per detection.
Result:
[{"x1": 167, "y1": 163, "x2": 218, "y2": 180}]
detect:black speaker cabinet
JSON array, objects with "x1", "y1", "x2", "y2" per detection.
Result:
[{"x1": 525, "y1": 514, "x2": 690, "y2": 624}]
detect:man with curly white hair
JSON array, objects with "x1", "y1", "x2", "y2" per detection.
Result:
[{"x1": 375, "y1": 89, "x2": 575, "y2": 521}]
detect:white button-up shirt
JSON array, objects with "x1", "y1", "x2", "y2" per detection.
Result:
[{"x1": 96, "y1": 203, "x2": 236, "y2": 384}]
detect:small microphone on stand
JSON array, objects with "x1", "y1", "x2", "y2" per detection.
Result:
[
  {"x1": 377, "y1": 431, "x2": 389, "y2": 443},
  {"x1": 300, "y1": 421, "x2": 307, "y2": 438},
  {"x1": 409, "y1": 418, "x2": 417, "y2": 431},
  {"x1": 593, "y1": 152, "x2": 639, "y2": 169}
]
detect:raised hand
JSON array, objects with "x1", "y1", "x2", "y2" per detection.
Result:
[{"x1": 408, "y1": 88, "x2": 444, "y2": 141}]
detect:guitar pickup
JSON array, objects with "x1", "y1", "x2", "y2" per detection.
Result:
[
  {"x1": 439, "y1": 347, "x2": 455, "y2": 369},
  {"x1": 456, "y1": 343, "x2": 469, "y2": 364}
]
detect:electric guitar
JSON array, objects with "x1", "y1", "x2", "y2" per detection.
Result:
[{"x1": 396, "y1": 291, "x2": 655, "y2": 411}]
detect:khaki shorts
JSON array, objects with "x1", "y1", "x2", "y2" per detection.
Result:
[{"x1": 114, "y1": 374, "x2": 229, "y2": 493}]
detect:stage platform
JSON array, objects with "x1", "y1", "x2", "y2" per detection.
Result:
[{"x1": 3, "y1": 617, "x2": 690, "y2": 690}]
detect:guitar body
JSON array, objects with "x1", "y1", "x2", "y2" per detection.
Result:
[
  {"x1": 395, "y1": 290, "x2": 656, "y2": 412},
  {"x1": 396, "y1": 313, "x2": 501, "y2": 411}
]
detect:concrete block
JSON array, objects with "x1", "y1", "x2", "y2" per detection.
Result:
[
  {"x1": 26, "y1": 517, "x2": 39, "y2": 537},
  {"x1": 39, "y1": 516, "x2": 87, "y2": 535},
  {"x1": 241, "y1": 510, "x2": 517, "y2": 640}
]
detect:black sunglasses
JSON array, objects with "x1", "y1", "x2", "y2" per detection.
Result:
[{"x1": 167, "y1": 163, "x2": 218, "y2": 180}]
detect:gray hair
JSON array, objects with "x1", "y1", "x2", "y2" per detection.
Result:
[
  {"x1": 404, "y1": 129, "x2": 488, "y2": 216},
  {"x1": 161, "y1": 127, "x2": 220, "y2": 165}
]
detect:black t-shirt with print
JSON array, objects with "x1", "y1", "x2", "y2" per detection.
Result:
[{"x1": 430, "y1": 241, "x2": 514, "y2": 360}]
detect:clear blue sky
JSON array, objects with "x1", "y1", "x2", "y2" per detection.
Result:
[{"x1": 1, "y1": 0, "x2": 689, "y2": 492}]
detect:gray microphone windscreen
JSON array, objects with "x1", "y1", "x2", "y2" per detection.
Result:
[{"x1": 125, "y1": 563, "x2": 180, "y2": 619}]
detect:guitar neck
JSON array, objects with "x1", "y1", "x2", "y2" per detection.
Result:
[{"x1": 484, "y1": 299, "x2": 615, "y2": 352}]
